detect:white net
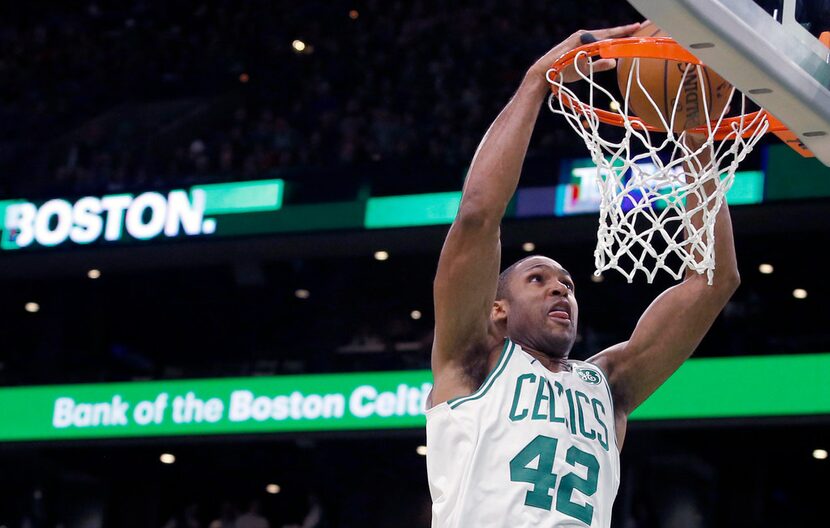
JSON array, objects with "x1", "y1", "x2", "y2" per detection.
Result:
[{"x1": 546, "y1": 50, "x2": 769, "y2": 284}]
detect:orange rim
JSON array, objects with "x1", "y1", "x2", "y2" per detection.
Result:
[{"x1": 548, "y1": 36, "x2": 787, "y2": 140}]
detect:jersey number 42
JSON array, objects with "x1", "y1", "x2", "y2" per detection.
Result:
[{"x1": 509, "y1": 434, "x2": 600, "y2": 524}]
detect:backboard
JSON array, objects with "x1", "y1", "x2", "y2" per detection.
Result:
[{"x1": 627, "y1": 0, "x2": 830, "y2": 166}]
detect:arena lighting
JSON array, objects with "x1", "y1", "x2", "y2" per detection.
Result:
[
  {"x1": 374, "y1": 250, "x2": 389, "y2": 261},
  {"x1": 160, "y1": 453, "x2": 176, "y2": 464},
  {"x1": 266, "y1": 484, "x2": 281, "y2": 494},
  {"x1": 87, "y1": 269, "x2": 101, "y2": 279},
  {"x1": 349, "y1": 9, "x2": 359, "y2": 19},
  {"x1": 609, "y1": 100, "x2": 621, "y2": 111},
  {"x1": 793, "y1": 289, "x2": 808, "y2": 299},
  {"x1": 590, "y1": 274, "x2": 604, "y2": 283},
  {"x1": 759, "y1": 263, "x2": 774, "y2": 274},
  {"x1": 416, "y1": 445, "x2": 428, "y2": 456},
  {"x1": 522, "y1": 242, "x2": 535, "y2": 252},
  {"x1": 24, "y1": 302, "x2": 40, "y2": 313},
  {"x1": 294, "y1": 289, "x2": 310, "y2": 299},
  {"x1": 410, "y1": 310, "x2": 422, "y2": 320},
  {"x1": 813, "y1": 449, "x2": 828, "y2": 460},
  {"x1": 291, "y1": 40, "x2": 306, "y2": 52}
]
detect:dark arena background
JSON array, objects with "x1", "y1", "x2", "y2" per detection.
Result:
[{"x1": 1, "y1": 1, "x2": 830, "y2": 527}]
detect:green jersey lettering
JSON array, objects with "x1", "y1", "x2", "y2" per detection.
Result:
[
  {"x1": 531, "y1": 376, "x2": 551, "y2": 421},
  {"x1": 509, "y1": 373, "x2": 536, "y2": 421},
  {"x1": 592, "y1": 398, "x2": 610, "y2": 452},
  {"x1": 575, "y1": 390, "x2": 597, "y2": 441}
]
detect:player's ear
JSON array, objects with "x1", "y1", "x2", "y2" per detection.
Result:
[{"x1": 491, "y1": 299, "x2": 508, "y2": 324}]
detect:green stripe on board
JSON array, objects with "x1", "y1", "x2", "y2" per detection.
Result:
[
  {"x1": 631, "y1": 353, "x2": 830, "y2": 420},
  {"x1": 364, "y1": 192, "x2": 461, "y2": 229},
  {"x1": 0, "y1": 353, "x2": 827, "y2": 442},
  {"x1": 193, "y1": 179, "x2": 284, "y2": 215}
]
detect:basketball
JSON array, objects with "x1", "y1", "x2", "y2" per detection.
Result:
[{"x1": 616, "y1": 21, "x2": 732, "y2": 132}]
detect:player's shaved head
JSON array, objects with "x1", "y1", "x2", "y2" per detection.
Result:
[
  {"x1": 496, "y1": 255, "x2": 570, "y2": 301},
  {"x1": 496, "y1": 255, "x2": 568, "y2": 301},
  {"x1": 496, "y1": 256, "x2": 534, "y2": 301}
]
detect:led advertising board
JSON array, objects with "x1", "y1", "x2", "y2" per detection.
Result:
[
  {"x1": 0, "y1": 179, "x2": 284, "y2": 251},
  {"x1": 0, "y1": 146, "x2": 803, "y2": 252},
  {"x1": 0, "y1": 371, "x2": 431, "y2": 442},
  {"x1": 1, "y1": 353, "x2": 828, "y2": 442},
  {"x1": 555, "y1": 158, "x2": 764, "y2": 217}
]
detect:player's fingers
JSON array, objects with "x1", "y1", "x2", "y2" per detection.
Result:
[
  {"x1": 591, "y1": 58, "x2": 617, "y2": 73},
  {"x1": 564, "y1": 56, "x2": 589, "y2": 81},
  {"x1": 583, "y1": 22, "x2": 641, "y2": 42},
  {"x1": 538, "y1": 23, "x2": 640, "y2": 80},
  {"x1": 560, "y1": 56, "x2": 614, "y2": 83},
  {"x1": 684, "y1": 131, "x2": 708, "y2": 150},
  {"x1": 579, "y1": 32, "x2": 599, "y2": 45}
]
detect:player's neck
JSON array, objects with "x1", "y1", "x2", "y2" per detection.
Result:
[{"x1": 514, "y1": 340, "x2": 571, "y2": 373}]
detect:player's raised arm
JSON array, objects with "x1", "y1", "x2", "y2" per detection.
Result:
[
  {"x1": 589, "y1": 138, "x2": 741, "y2": 421},
  {"x1": 431, "y1": 24, "x2": 642, "y2": 406}
]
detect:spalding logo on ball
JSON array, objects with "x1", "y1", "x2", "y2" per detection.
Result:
[{"x1": 616, "y1": 21, "x2": 733, "y2": 132}]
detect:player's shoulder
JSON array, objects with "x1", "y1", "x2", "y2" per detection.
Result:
[{"x1": 430, "y1": 334, "x2": 509, "y2": 406}]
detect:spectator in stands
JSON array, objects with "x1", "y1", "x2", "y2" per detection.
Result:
[
  {"x1": 282, "y1": 493, "x2": 325, "y2": 528},
  {"x1": 208, "y1": 501, "x2": 237, "y2": 528},
  {"x1": 163, "y1": 503, "x2": 202, "y2": 528},
  {"x1": 3, "y1": 0, "x2": 641, "y2": 198},
  {"x1": 236, "y1": 500, "x2": 269, "y2": 528}
]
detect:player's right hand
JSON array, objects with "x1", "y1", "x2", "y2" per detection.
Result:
[{"x1": 528, "y1": 23, "x2": 641, "y2": 83}]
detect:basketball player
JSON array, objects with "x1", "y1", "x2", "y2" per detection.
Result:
[{"x1": 427, "y1": 23, "x2": 741, "y2": 527}]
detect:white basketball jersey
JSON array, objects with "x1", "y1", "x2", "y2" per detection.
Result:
[{"x1": 426, "y1": 338, "x2": 620, "y2": 527}]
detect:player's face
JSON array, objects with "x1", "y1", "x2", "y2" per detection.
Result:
[{"x1": 505, "y1": 257, "x2": 578, "y2": 358}]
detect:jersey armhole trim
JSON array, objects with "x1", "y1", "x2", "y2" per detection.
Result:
[
  {"x1": 425, "y1": 399, "x2": 450, "y2": 417},
  {"x1": 585, "y1": 358, "x2": 622, "y2": 457},
  {"x1": 583, "y1": 359, "x2": 616, "y2": 419},
  {"x1": 448, "y1": 338, "x2": 514, "y2": 410}
]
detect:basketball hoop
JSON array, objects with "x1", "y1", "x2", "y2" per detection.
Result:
[{"x1": 546, "y1": 36, "x2": 785, "y2": 284}]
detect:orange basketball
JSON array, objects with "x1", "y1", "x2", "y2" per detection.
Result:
[{"x1": 616, "y1": 21, "x2": 732, "y2": 132}]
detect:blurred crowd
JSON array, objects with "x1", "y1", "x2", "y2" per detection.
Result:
[
  {"x1": 162, "y1": 498, "x2": 324, "y2": 528},
  {"x1": 0, "y1": 0, "x2": 638, "y2": 198},
  {"x1": 4, "y1": 245, "x2": 808, "y2": 387}
]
